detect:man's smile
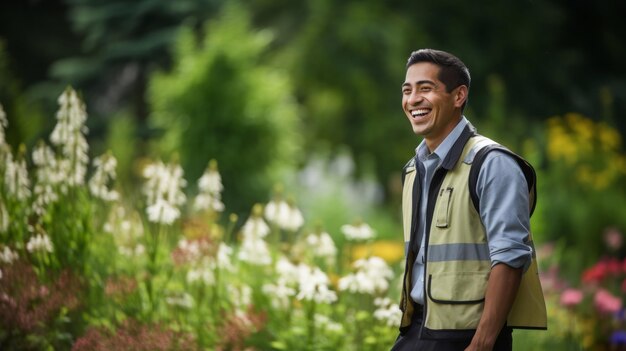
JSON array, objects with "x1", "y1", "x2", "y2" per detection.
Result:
[{"x1": 410, "y1": 108, "x2": 431, "y2": 119}]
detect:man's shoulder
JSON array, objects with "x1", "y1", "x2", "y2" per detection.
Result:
[{"x1": 403, "y1": 157, "x2": 415, "y2": 171}]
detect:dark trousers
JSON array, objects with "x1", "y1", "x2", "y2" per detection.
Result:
[{"x1": 390, "y1": 306, "x2": 512, "y2": 351}]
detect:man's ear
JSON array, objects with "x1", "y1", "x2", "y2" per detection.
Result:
[{"x1": 453, "y1": 85, "x2": 468, "y2": 108}]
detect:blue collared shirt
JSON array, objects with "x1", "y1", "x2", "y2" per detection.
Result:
[{"x1": 410, "y1": 117, "x2": 533, "y2": 304}]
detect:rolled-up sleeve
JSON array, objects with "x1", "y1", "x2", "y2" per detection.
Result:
[{"x1": 476, "y1": 151, "x2": 533, "y2": 272}]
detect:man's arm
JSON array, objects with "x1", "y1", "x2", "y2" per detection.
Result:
[
  {"x1": 466, "y1": 151, "x2": 533, "y2": 350},
  {"x1": 465, "y1": 263, "x2": 522, "y2": 351}
]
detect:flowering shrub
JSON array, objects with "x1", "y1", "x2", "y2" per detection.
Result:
[
  {"x1": 0, "y1": 92, "x2": 402, "y2": 350},
  {"x1": 543, "y1": 228, "x2": 626, "y2": 350}
]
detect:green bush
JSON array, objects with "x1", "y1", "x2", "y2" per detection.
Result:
[{"x1": 148, "y1": 2, "x2": 302, "y2": 214}]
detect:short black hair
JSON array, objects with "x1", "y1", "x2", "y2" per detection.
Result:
[{"x1": 406, "y1": 49, "x2": 471, "y2": 94}]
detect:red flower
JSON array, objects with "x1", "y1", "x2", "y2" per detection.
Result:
[{"x1": 582, "y1": 262, "x2": 608, "y2": 283}]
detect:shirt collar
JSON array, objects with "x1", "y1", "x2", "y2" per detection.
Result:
[{"x1": 416, "y1": 116, "x2": 469, "y2": 162}]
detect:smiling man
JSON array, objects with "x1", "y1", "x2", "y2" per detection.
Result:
[{"x1": 392, "y1": 49, "x2": 546, "y2": 351}]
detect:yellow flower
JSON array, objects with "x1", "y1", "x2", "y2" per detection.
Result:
[{"x1": 351, "y1": 240, "x2": 405, "y2": 264}]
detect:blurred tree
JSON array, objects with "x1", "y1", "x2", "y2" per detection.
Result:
[
  {"x1": 148, "y1": 2, "x2": 301, "y2": 214},
  {"x1": 52, "y1": 0, "x2": 221, "y2": 123},
  {"x1": 0, "y1": 39, "x2": 45, "y2": 148}
]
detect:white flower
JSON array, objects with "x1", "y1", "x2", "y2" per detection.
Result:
[
  {"x1": 166, "y1": 293, "x2": 194, "y2": 309},
  {"x1": 373, "y1": 297, "x2": 402, "y2": 327},
  {"x1": 4, "y1": 152, "x2": 31, "y2": 201},
  {"x1": 305, "y1": 232, "x2": 337, "y2": 259},
  {"x1": 26, "y1": 233, "x2": 54, "y2": 253},
  {"x1": 341, "y1": 222, "x2": 375, "y2": 241},
  {"x1": 146, "y1": 198, "x2": 180, "y2": 225},
  {"x1": 118, "y1": 244, "x2": 145, "y2": 257},
  {"x1": 241, "y1": 216, "x2": 270, "y2": 239},
  {"x1": 228, "y1": 284, "x2": 252, "y2": 308},
  {"x1": 0, "y1": 246, "x2": 18, "y2": 264},
  {"x1": 262, "y1": 281, "x2": 296, "y2": 309},
  {"x1": 31, "y1": 143, "x2": 63, "y2": 215},
  {"x1": 265, "y1": 199, "x2": 304, "y2": 231},
  {"x1": 296, "y1": 264, "x2": 337, "y2": 304},
  {"x1": 0, "y1": 103, "x2": 7, "y2": 146},
  {"x1": 216, "y1": 243, "x2": 234, "y2": 271},
  {"x1": 88, "y1": 152, "x2": 119, "y2": 201},
  {"x1": 194, "y1": 160, "x2": 225, "y2": 212},
  {"x1": 198, "y1": 163, "x2": 223, "y2": 194},
  {"x1": 338, "y1": 256, "x2": 393, "y2": 295},
  {"x1": 50, "y1": 88, "x2": 89, "y2": 187},
  {"x1": 315, "y1": 314, "x2": 344, "y2": 333},
  {"x1": 186, "y1": 260, "x2": 216, "y2": 285},
  {"x1": 142, "y1": 160, "x2": 187, "y2": 224},
  {"x1": 275, "y1": 257, "x2": 300, "y2": 284},
  {"x1": 194, "y1": 193, "x2": 225, "y2": 212},
  {"x1": 238, "y1": 236, "x2": 272, "y2": 265}
]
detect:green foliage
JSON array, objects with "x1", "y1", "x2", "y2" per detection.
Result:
[
  {"x1": 534, "y1": 113, "x2": 626, "y2": 280},
  {"x1": 148, "y1": 2, "x2": 301, "y2": 213}
]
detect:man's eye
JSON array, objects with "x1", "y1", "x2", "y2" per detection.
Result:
[
  {"x1": 402, "y1": 89, "x2": 411, "y2": 94},
  {"x1": 420, "y1": 87, "x2": 432, "y2": 92}
]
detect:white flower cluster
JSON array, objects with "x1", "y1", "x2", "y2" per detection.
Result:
[
  {"x1": 180, "y1": 240, "x2": 234, "y2": 285},
  {"x1": 142, "y1": 160, "x2": 187, "y2": 225},
  {"x1": 88, "y1": 152, "x2": 119, "y2": 201},
  {"x1": 228, "y1": 284, "x2": 252, "y2": 310},
  {"x1": 341, "y1": 222, "x2": 375, "y2": 241},
  {"x1": 304, "y1": 231, "x2": 337, "y2": 260},
  {"x1": 338, "y1": 256, "x2": 394, "y2": 295},
  {"x1": 238, "y1": 207, "x2": 272, "y2": 266},
  {"x1": 0, "y1": 245, "x2": 19, "y2": 264},
  {"x1": 186, "y1": 259, "x2": 216, "y2": 285},
  {"x1": 262, "y1": 257, "x2": 298, "y2": 309},
  {"x1": 26, "y1": 232, "x2": 54, "y2": 254},
  {"x1": 296, "y1": 264, "x2": 337, "y2": 304},
  {"x1": 166, "y1": 292, "x2": 194, "y2": 309},
  {"x1": 265, "y1": 198, "x2": 304, "y2": 231},
  {"x1": 4, "y1": 151, "x2": 31, "y2": 201},
  {"x1": 31, "y1": 143, "x2": 63, "y2": 215},
  {"x1": 193, "y1": 160, "x2": 224, "y2": 212},
  {"x1": 263, "y1": 257, "x2": 337, "y2": 308},
  {"x1": 104, "y1": 205, "x2": 145, "y2": 257},
  {"x1": 314, "y1": 314, "x2": 344, "y2": 333},
  {"x1": 50, "y1": 88, "x2": 89, "y2": 187},
  {"x1": 373, "y1": 297, "x2": 402, "y2": 327}
]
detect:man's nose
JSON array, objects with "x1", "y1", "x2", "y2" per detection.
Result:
[{"x1": 407, "y1": 91, "x2": 423, "y2": 105}]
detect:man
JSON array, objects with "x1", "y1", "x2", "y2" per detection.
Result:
[{"x1": 392, "y1": 49, "x2": 546, "y2": 351}]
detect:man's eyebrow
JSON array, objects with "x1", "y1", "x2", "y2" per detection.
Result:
[{"x1": 401, "y1": 80, "x2": 437, "y2": 88}]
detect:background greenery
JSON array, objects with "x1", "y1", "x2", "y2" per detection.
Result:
[{"x1": 1, "y1": 0, "x2": 626, "y2": 349}]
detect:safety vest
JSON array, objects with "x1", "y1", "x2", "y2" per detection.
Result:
[{"x1": 399, "y1": 125, "x2": 547, "y2": 339}]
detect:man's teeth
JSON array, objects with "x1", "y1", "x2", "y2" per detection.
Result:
[{"x1": 411, "y1": 109, "x2": 430, "y2": 117}]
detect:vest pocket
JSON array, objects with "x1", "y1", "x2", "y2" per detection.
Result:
[
  {"x1": 435, "y1": 187, "x2": 453, "y2": 228},
  {"x1": 427, "y1": 272, "x2": 488, "y2": 304}
]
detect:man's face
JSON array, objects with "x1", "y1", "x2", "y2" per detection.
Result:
[{"x1": 402, "y1": 62, "x2": 466, "y2": 151}]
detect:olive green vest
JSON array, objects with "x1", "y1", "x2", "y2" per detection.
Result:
[{"x1": 399, "y1": 127, "x2": 547, "y2": 339}]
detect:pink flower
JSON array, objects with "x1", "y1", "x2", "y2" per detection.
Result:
[
  {"x1": 594, "y1": 289, "x2": 623, "y2": 314},
  {"x1": 604, "y1": 227, "x2": 623, "y2": 251},
  {"x1": 560, "y1": 288, "x2": 584, "y2": 307}
]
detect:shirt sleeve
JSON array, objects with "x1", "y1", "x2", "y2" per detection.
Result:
[{"x1": 476, "y1": 151, "x2": 533, "y2": 272}]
